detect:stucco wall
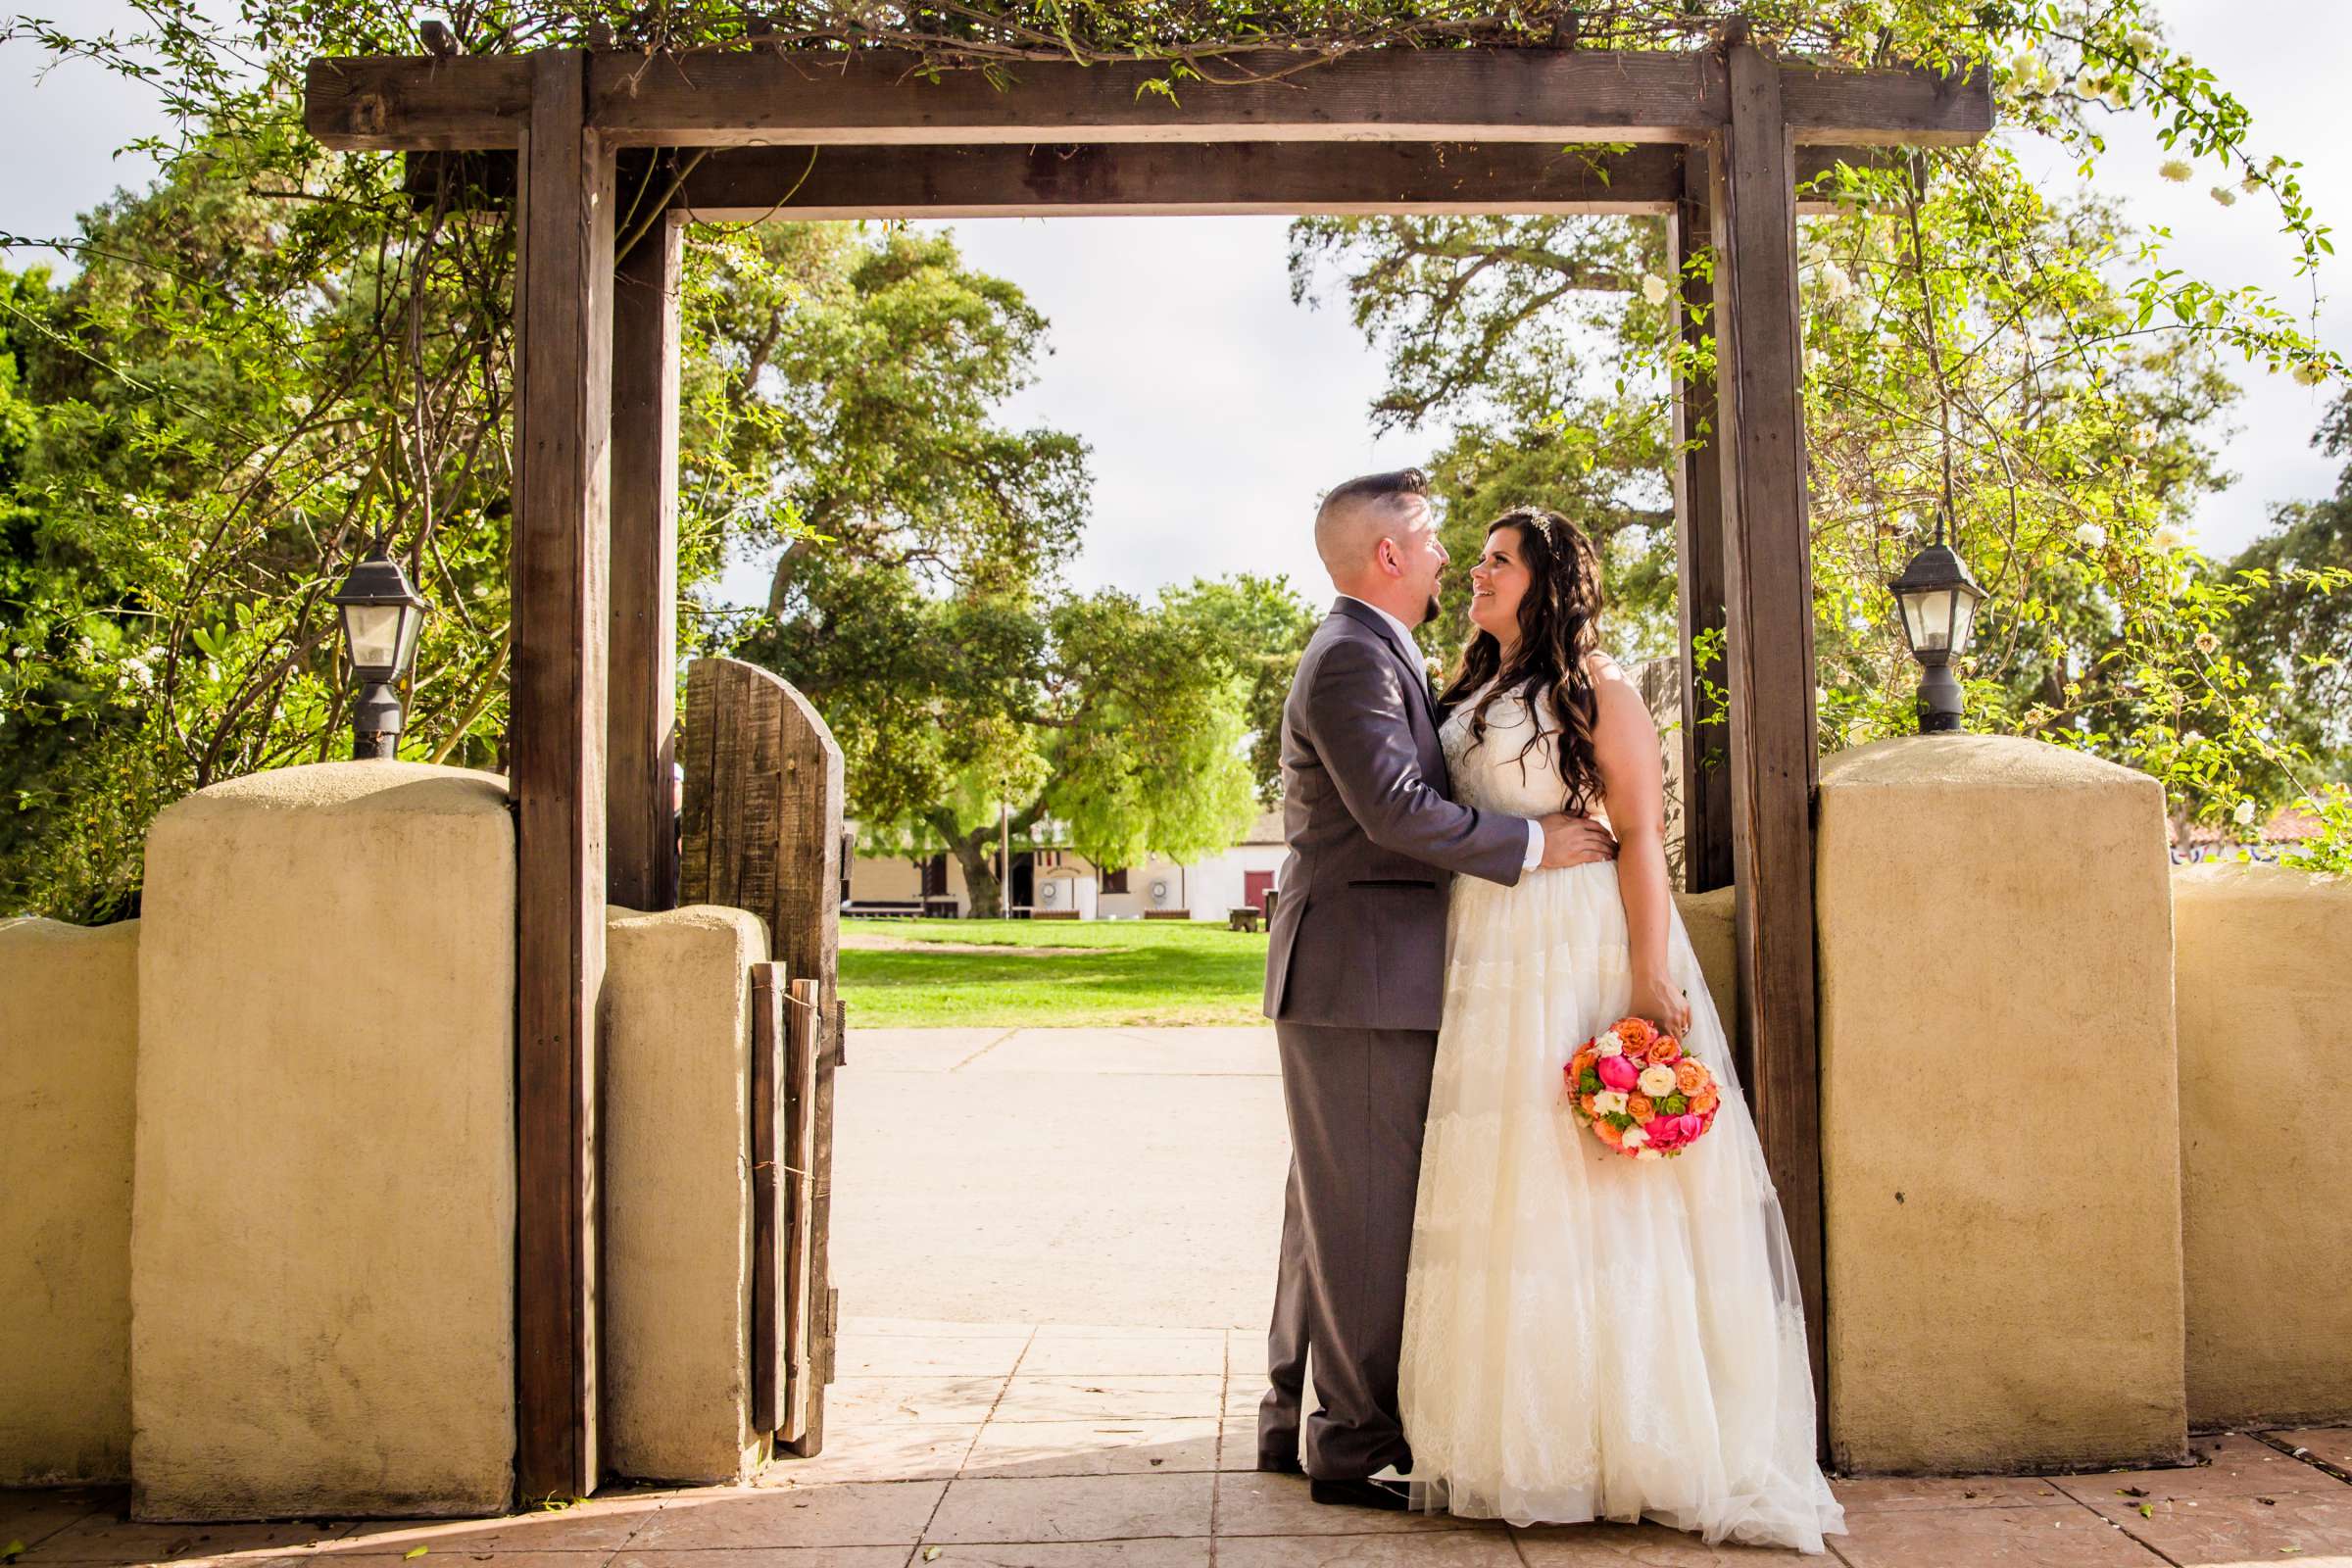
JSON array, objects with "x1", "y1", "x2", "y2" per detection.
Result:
[
  {"x1": 2173, "y1": 862, "x2": 2352, "y2": 1428},
  {"x1": 1817, "y1": 735, "x2": 2184, "y2": 1474},
  {"x1": 0, "y1": 917, "x2": 138, "y2": 1485},
  {"x1": 604, "y1": 904, "x2": 768, "y2": 1483},
  {"x1": 1672, "y1": 885, "x2": 1738, "y2": 1052},
  {"x1": 132, "y1": 762, "x2": 515, "y2": 1520}
]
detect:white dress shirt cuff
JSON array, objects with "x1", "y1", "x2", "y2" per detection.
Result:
[{"x1": 1523, "y1": 817, "x2": 1545, "y2": 870}]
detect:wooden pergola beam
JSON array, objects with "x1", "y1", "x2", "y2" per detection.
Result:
[
  {"x1": 308, "y1": 48, "x2": 1988, "y2": 154},
  {"x1": 405, "y1": 140, "x2": 1894, "y2": 220},
  {"x1": 670, "y1": 140, "x2": 1889, "y2": 220}
]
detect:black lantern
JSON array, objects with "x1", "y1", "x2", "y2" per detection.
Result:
[
  {"x1": 329, "y1": 553, "x2": 429, "y2": 760},
  {"x1": 1889, "y1": 520, "x2": 1985, "y2": 734}
]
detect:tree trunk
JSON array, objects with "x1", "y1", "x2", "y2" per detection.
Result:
[{"x1": 948, "y1": 831, "x2": 1002, "y2": 918}]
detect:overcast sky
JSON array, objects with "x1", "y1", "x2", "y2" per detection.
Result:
[{"x1": 5, "y1": 1, "x2": 2345, "y2": 612}]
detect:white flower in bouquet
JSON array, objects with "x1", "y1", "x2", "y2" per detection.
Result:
[
  {"x1": 1636, "y1": 1148, "x2": 1664, "y2": 1161},
  {"x1": 1638, "y1": 1063, "x2": 1679, "y2": 1099},
  {"x1": 1621, "y1": 1124, "x2": 1648, "y2": 1150},
  {"x1": 1595, "y1": 1031, "x2": 1625, "y2": 1057},
  {"x1": 1592, "y1": 1090, "x2": 1630, "y2": 1117}
]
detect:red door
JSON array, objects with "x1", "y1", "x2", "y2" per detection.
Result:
[{"x1": 1244, "y1": 870, "x2": 1276, "y2": 911}]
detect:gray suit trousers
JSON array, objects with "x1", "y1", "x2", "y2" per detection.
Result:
[{"x1": 1259, "y1": 1021, "x2": 1437, "y2": 1480}]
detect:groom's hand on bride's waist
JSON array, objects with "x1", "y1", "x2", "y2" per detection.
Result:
[{"x1": 1537, "y1": 813, "x2": 1618, "y2": 870}]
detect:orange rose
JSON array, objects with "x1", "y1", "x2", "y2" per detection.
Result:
[
  {"x1": 1690, "y1": 1087, "x2": 1720, "y2": 1115},
  {"x1": 1571, "y1": 1050, "x2": 1596, "y2": 1079},
  {"x1": 1616, "y1": 1017, "x2": 1656, "y2": 1050},
  {"x1": 1580, "y1": 1093, "x2": 1599, "y2": 1118},
  {"x1": 1674, "y1": 1059, "x2": 1709, "y2": 1096},
  {"x1": 1649, "y1": 1036, "x2": 1682, "y2": 1065},
  {"x1": 1627, "y1": 1093, "x2": 1655, "y2": 1121},
  {"x1": 1594, "y1": 1118, "x2": 1624, "y2": 1147}
]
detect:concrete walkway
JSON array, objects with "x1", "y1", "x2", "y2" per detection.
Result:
[
  {"x1": 833, "y1": 1026, "x2": 1289, "y2": 1331},
  {"x1": 9, "y1": 1026, "x2": 2352, "y2": 1566}
]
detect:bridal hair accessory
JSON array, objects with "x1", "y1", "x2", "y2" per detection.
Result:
[{"x1": 1566, "y1": 1016, "x2": 1719, "y2": 1160}]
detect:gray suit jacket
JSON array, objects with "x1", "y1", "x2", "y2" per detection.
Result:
[{"x1": 1262, "y1": 599, "x2": 1530, "y2": 1031}]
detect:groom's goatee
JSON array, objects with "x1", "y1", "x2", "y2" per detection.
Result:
[{"x1": 1425, "y1": 594, "x2": 1443, "y2": 625}]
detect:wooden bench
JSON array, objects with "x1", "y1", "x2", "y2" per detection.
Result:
[
  {"x1": 1226, "y1": 906, "x2": 1263, "y2": 933},
  {"x1": 843, "y1": 901, "x2": 923, "y2": 919},
  {"x1": 1144, "y1": 908, "x2": 1193, "y2": 920}
]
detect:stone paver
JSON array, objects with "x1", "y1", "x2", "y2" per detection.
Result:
[
  {"x1": 10, "y1": 1356, "x2": 2352, "y2": 1568},
  {"x1": 12, "y1": 1017, "x2": 2351, "y2": 1568}
]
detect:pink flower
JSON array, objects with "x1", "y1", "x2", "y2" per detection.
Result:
[
  {"x1": 1596, "y1": 1054, "x2": 1640, "y2": 1093},
  {"x1": 1645, "y1": 1113, "x2": 1702, "y2": 1152}
]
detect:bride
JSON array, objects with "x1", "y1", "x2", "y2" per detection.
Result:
[{"x1": 1398, "y1": 506, "x2": 1845, "y2": 1552}]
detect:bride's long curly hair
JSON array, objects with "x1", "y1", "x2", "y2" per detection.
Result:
[{"x1": 1436, "y1": 506, "x2": 1608, "y2": 814}]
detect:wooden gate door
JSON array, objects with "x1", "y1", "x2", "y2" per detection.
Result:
[{"x1": 679, "y1": 656, "x2": 844, "y2": 1455}]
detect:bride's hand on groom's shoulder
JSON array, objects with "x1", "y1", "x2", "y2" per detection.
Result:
[{"x1": 1537, "y1": 812, "x2": 1617, "y2": 870}]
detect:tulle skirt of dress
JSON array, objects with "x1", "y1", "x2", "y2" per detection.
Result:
[{"x1": 1398, "y1": 860, "x2": 1846, "y2": 1552}]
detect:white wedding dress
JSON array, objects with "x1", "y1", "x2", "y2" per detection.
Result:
[{"x1": 1398, "y1": 680, "x2": 1845, "y2": 1552}]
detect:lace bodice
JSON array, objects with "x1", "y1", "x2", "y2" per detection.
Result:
[{"x1": 1440, "y1": 681, "x2": 1576, "y2": 817}]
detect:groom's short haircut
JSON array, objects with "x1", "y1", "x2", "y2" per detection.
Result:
[{"x1": 1315, "y1": 467, "x2": 1430, "y2": 576}]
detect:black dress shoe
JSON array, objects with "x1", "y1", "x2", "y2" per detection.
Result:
[{"x1": 1309, "y1": 1477, "x2": 1411, "y2": 1512}]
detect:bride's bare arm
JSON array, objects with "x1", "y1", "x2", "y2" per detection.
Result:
[{"x1": 1589, "y1": 655, "x2": 1691, "y2": 1037}]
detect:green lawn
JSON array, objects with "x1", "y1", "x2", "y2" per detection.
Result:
[{"x1": 839, "y1": 916, "x2": 1269, "y2": 1027}]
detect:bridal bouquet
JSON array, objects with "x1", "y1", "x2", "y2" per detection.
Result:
[{"x1": 1565, "y1": 1016, "x2": 1720, "y2": 1161}]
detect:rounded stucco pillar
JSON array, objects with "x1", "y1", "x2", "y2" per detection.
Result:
[
  {"x1": 0, "y1": 916, "x2": 139, "y2": 1485},
  {"x1": 1816, "y1": 734, "x2": 2184, "y2": 1474},
  {"x1": 132, "y1": 762, "x2": 515, "y2": 1520},
  {"x1": 603, "y1": 904, "x2": 769, "y2": 1484},
  {"x1": 2174, "y1": 862, "x2": 2352, "y2": 1428}
]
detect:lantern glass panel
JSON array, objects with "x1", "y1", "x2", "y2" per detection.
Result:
[
  {"x1": 1900, "y1": 587, "x2": 1953, "y2": 652},
  {"x1": 343, "y1": 602, "x2": 407, "y2": 675},
  {"x1": 394, "y1": 603, "x2": 424, "y2": 676},
  {"x1": 1948, "y1": 587, "x2": 1979, "y2": 658}
]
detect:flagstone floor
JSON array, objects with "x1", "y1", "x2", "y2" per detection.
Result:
[
  {"x1": 9, "y1": 1327, "x2": 2351, "y2": 1568},
  {"x1": 12, "y1": 1030, "x2": 2351, "y2": 1566}
]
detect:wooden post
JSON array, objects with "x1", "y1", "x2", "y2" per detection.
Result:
[
  {"x1": 782, "y1": 977, "x2": 823, "y2": 1445},
  {"x1": 1713, "y1": 41, "x2": 1827, "y2": 1423},
  {"x1": 679, "y1": 657, "x2": 845, "y2": 1454},
  {"x1": 1670, "y1": 143, "x2": 1737, "y2": 903},
  {"x1": 513, "y1": 47, "x2": 615, "y2": 1502},
  {"x1": 608, "y1": 213, "x2": 683, "y2": 911},
  {"x1": 749, "y1": 962, "x2": 786, "y2": 1437}
]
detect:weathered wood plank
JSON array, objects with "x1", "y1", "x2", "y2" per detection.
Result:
[
  {"x1": 607, "y1": 215, "x2": 682, "y2": 912},
  {"x1": 307, "y1": 53, "x2": 531, "y2": 150},
  {"x1": 1669, "y1": 144, "x2": 1737, "y2": 906},
  {"x1": 1712, "y1": 42, "x2": 1827, "y2": 1433},
  {"x1": 793, "y1": 996, "x2": 838, "y2": 1456},
  {"x1": 780, "y1": 978, "x2": 821, "y2": 1445},
  {"x1": 1781, "y1": 61, "x2": 1991, "y2": 146},
  {"x1": 682, "y1": 139, "x2": 1684, "y2": 218},
  {"x1": 749, "y1": 962, "x2": 786, "y2": 1436},
  {"x1": 513, "y1": 48, "x2": 615, "y2": 1502},
  {"x1": 679, "y1": 658, "x2": 845, "y2": 1454},
  {"x1": 312, "y1": 49, "x2": 1988, "y2": 156},
  {"x1": 410, "y1": 141, "x2": 1887, "y2": 219},
  {"x1": 588, "y1": 48, "x2": 1729, "y2": 147}
]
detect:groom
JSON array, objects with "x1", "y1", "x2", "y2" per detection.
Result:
[{"x1": 1258, "y1": 467, "x2": 1615, "y2": 1510}]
